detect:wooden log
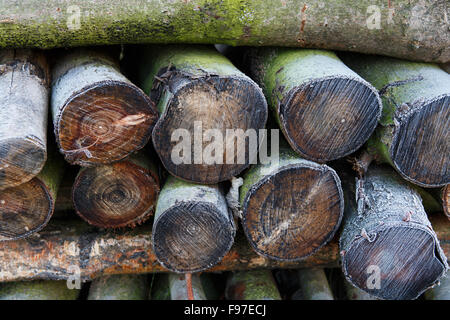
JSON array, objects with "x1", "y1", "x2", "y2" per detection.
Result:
[
  {"x1": 424, "y1": 272, "x2": 450, "y2": 300},
  {"x1": 0, "y1": 280, "x2": 79, "y2": 300},
  {"x1": 225, "y1": 270, "x2": 281, "y2": 300},
  {"x1": 0, "y1": 49, "x2": 49, "y2": 190},
  {"x1": 344, "y1": 280, "x2": 378, "y2": 300},
  {"x1": 152, "y1": 176, "x2": 236, "y2": 273},
  {"x1": 87, "y1": 274, "x2": 148, "y2": 300},
  {"x1": 339, "y1": 165, "x2": 448, "y2": 300},
  {"x1": 51, "y1": 48, "x2": 157, "y2": 166},
  {"x1": 341, "y1": 55, "x2": 449, "y2": 188},
  {"x1": 0, "y1": 1, "x2": 449, "y2": 63},
  {"x1": 296, "y1": 268, "x2": 333, "y2": 300},
  {"x1": 138, "y1": 45, "x2": 267, "y2": 184},
  {"x1": 240, "y1": 146, "x2": 344, "y2": 261},
  {"x1": 244, "y1": 48, "x2": 382, "y2": 162},
  {"x1": 150, "y1": 273, "x2": 207, "y2": 300},
  {"x1": 72, "y1": 153, "x2": 159, "y2": 228},
  {"x1": 443, "y1": 185, "x2": 450, "y2": 220},
  {"x1": 0, "y1": 151, "x2": 65, "y2": 241}
]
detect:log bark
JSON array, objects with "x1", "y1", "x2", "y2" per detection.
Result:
[
  {"x1": 296, "y1": 268, "x2": 334, "y2": 300},
  {"x1": 72, "y1": 152, "x2": 159, "y2": 229},
  {"x1": 240, "y1": 147, "x2": 344, "y2": 261},
  {"x1": 244, "y1": 48, "x2": 382, "y2": 162},
  {"x1": 341, "y1": 54, "x2": 449, "y2": 187},
  {"x1": 225, "y1": 270, "x2": 281, "y2": 300},
  {"x1": 137, "y1": 45, "x2": 267, "y2": 184},
  {"x1": 0, "y1": 49, "x2": 49, "y2": 190},
  {"x1": 339, "y1": 165, "x2": 448, "y2": 300},
  {"x1": 0, "y1": 151, "x2": 65, "y2": 241},
  {"x1": 152, "y1": 176, "x2": 236, "y2": 273},
  {"x1": 0, "y1": 1, "x2": 448, "y2": 63},
  {"x1": 0, "y1": 280, "x2": 79, "y2": 300},
  {"x1": 87, "y1": 274, "x2": 148, "y2": 300},
  {"x1": 424, "y1": 272, "x2": 450, "y2": 300},
  {"x1": 150, "y1": 273, "x2": 206, "y2": 300},
  {"x1": 51, "y1": 48, "x2": 157, "y2": 166}
]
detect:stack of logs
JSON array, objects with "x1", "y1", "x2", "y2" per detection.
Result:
[{"x1": 0, "y1": 33, "x2": 448, "y2": 300}]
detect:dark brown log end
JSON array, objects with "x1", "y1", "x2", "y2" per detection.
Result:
[
  {"x1": 0, "y1": 177, "x2": 53, "y2": 240},
  {"x1": 443, "y1": 184, "x2": 450, "y2": 220},
  {"x1": 72, "y1": 161, "x2": 159, "y2": 228},
  {"x1": 391, "y1": 95, "x2": 449, "y2": 187},
  {"x1": 343, "y1": 226, "x2": 447, "y2": 300},
  {"x1": 56, "y1": 81, "x2": 157, "y2": 166},
  {"x1": 0, "y1": 137, "x2": 46, "y2": 190},
  {"x1": 152, "y1": 202, "x2": 235, "y2": 273},
  {"x1": 242, "y1": 164, "x2": 343, "y2": 261},
  {"x1": 281, "y1": 77, "x2": 381, "y2": 162},
  {"x1": 153, "y1": 75, "x2": 267, "y2": 184}
]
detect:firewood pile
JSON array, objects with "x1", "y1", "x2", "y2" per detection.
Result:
[{"x1": 0, "y1": 0, "x2": 448, "y2": 300}]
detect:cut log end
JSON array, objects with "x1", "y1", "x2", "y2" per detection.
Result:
[
  {"x1": 281, "y1": 77, "x2": 381, "y2": 162},
  {"x1": 343, "y1": 226, "x2": 447, "y2": 300},
  {"x1": 391, "y1": 95, "x2": 449, "y2": 187},
  {"x1": 0, "y1": 177, "x2": 53, "y2": 240},
  {"x1": 153, "y1": 75, "x2": 267, "y2": 184},
  {"x1": 56, "y1": 81, "x2": 156, "y2": 166},
  {"x1": 0, "y1": 137, "x2": 46, "y2": 190},
  {"x1": 152, "y1": 202, "x2": 235, "y2": 273},
  {"x1": 72, "y1": 161, "x2": 159, "y2": 228},
  {"x1": 242, "y1": 164, "x2": 343, "y2": 261}
]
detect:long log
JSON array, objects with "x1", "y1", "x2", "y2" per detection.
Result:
[
  {"x1": 296, "y1": 268, "x2": 334, "y2": 300},
  {"x1": 51, "y1": 48, "x2": 157, "y2": 166},
  {"x1": 244, "y1": 48, "x2": 382, "y2": 162},
  {"x1": 0, "y1": 151, "x2": 65, "y2": 241},
  {"x1": 72, "y1": 152, "x2": 159, "y2": 228},
  {"x1": 150, "y1": 273, "x2": 207, "y2": 300},
  {"x1": 225, "y1": 270, "x2": 281, "y2": 300},
  {"x1": 87, "y1": 274, "x2": 149, "y2": 300},
  {"x1": 424, "y1": 272, "x2": 450, "y2": 300},
  {"x1": 0, "y1": 49, "x2": 49, "y2": 190},
  {"x1": 240, "y1": 146, "x2": 343, "y2": 261},
  {"x1": 339, "y1": 165, "x2": 448, "y2": 300},
  {"x1": 137, "y1": 45, "x2": 267, "y2": 184},
  {"x1": 152, "y1": 176, "x2": 236, "y2": 273},
  {"x1": 341, "y1": 55, "x2": 449, "y2": 188},
  {"x1": 0, "y1": 280, "x2": 79, "y2": 300},
  {"x1": 0, "y1": 1, "x2": 448, "y2": 63}
]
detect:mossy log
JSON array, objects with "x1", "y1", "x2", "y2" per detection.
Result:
[
  {"x1": 0, "y1": 151, "x2": 65, "y2": 240},
  {"x1": 152, "y1": 176, "x2": 236, "y2": 273},
  {"x1": 138, "y1": 45, "x2": 267, "y2": 184},
  {"x1": 424, "y1": 272, "x2": 450, "y2": 300},
  {"x1": 0, "y1": 280, "x2": 79, "y2": 300},
  {"x1": 341, "y1": 55, "x2": 449, "y2": 187},
  {"x1": 0, "y1": 1, "x2": 448, "y2": 63},
  {"x1": 51, "y1": 48, "x2": 157, "y2": 166},
  {"x1": 225, "y1": 270, "x2": 281, "y2": 300},
  {"x1": 296, "y1": 268, "x2": 334, "y2": 300},
  {"x1": 0, "y1": 49, "x2": 49, "y2": 190},
  {"x1": 88, "y1": 274, "x2": 149, "y2": 300},
  {"x1": 240, "y1": 147, "x2": 344, "y2": 261},
  {"x1": 245, "y1": 48, "x2": 382, "y2": 162},
  {"x1": 72, "y1": 152, "x2": 159, "y2": 228},
  {"x1": 339, "y1": 165, "x2": 448, "y2": 300},
  {"x1": 150, "y1": 273, "x2": 207, "y2": 300}
]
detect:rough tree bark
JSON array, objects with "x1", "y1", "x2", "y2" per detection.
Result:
[
  {"x1": 225, "y1": 270, "x2": 281, "y2": 300},
  {"x1": 88, "y1": 274, "x2": 148, "y2": 300},
  {"x1": 51, "y1": 48, "x2": 157, "y2": 166},
  {"x1": 137, "y1": 44, "x2": 267, "y2": 184},
  {"x1": 72, "y1": 152, "x2": 159, "y2": 228},
  {"x1": 244, "y1": 48, "x2": 382, "y2": 162},
  {"x1": 240, "y1": 147, "x2": 344, "y2": 261},
  {"x1": 0, "y1": 151, "x2": 65, "y2": 241},
  {"x1": 296, "y1": 268, "x2": 334, "y2": 300},
  {"x1": 0, "y1": 49, "x2": 49, "y2": 190},
  {"x1": 339, "y1": 165, "x2": 448, "y2": 300},
  {"x1": 0, "y1": 1, "x2": 448, "y2": 62},
  {"x1": 341, "y1": 54, "x2": 449, "y2": 188},
  {"x1": 152, "y1": 176, "x2": 236, "y2": 273},
  {"x1": 0, "y1": 281, "x2": 79, "y2": 300}
]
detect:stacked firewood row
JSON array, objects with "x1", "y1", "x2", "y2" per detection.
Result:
[{"x1": 0, "y1": 41, "x2": 448, "y2": 300}]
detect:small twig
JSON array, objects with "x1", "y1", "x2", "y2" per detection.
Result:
[{"x1": 185, "y1": 273, "x2": 194, "y2": 300}]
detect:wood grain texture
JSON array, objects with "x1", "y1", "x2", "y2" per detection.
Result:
[
  {"x1": 225, "y1": 270, "x2": 281, "y2": 300},
  {"x1": 0, "y1": 49, "x2": 49, "y2": 190},
  {"x1": 0, "y1": 1, "x2": 448, "y2": 63},
  {"x1": 72, "y1": 153, "x2": 159, "y2": 228},
  {"x1": 51, "y1": 48, "x2": 157, "y2": 166},
  {"x1": 138, "y1": 45, "x2": 267, "y2": 184},
  {"x1": 339, "y1": 165, "x2": 448, "y2": 300}
]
